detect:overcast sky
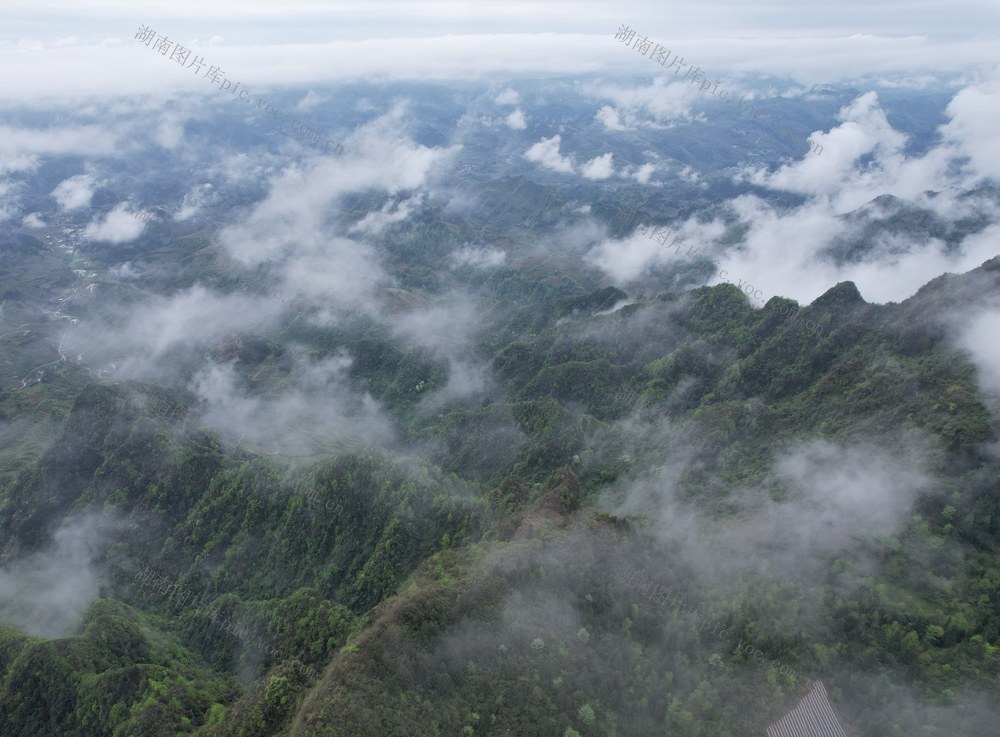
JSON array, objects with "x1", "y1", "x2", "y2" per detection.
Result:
[
  {"x1": 4, "y1": 0, "x2": 999, "y2": 40},
  {"x1": 1, "y1": 1, "x2": 997, "y2": 104}
]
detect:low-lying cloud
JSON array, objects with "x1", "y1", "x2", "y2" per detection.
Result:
[{"x1": 0, "y1": 513, "x2": 117, "y2": 638}]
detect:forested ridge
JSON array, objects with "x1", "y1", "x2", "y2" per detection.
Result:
[{"x1": 1, "y1": 256, "x2": 999, "y2": 736}]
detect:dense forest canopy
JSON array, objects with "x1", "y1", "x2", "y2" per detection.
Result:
[{"x1": 1, "y1": 12, "x2": 999, "y2": 734}]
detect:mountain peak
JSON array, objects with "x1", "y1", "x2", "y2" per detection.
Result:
[{"x1": 810, "y1": 280, "x2": 866, "y2": 309}]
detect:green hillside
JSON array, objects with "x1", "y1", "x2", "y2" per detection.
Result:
[{"x1": 1, "y1": 256, "x2": 999, "y2": 736}]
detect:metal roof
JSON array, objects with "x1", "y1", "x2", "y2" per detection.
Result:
[{"x1": 766, "y1": 681, "x2": 847, "y2": 737}]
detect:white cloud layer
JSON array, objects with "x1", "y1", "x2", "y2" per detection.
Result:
[
  {"x1": 581, "y1": 152, "x2": 614, "y2": 180},
  {"x1": 0, "y1": 124, "x2": 119, "y2": 172},
  {"x1": 0, "y1": 514, "x2": 116, "y2": 637},
  {"x1": 957, "y1": 307, "x2": 1000, "y2": 398},
  {"x1": 1, "y1": 32, "x2": 996, "y2": 105},
  {"x1": 523, "y1": 134, "x2": 575, "y2": 174},
  {"x1": 505, "y1": 108, "x2": 527, "y2": 130},
  {"x1": 494, "y1": 87, "x2": 520, "y2": 105},
  {"x1": 51, "y1": 173, "x2": 97, "y2": 211},
  {"x1": 586, "y1": 81, "x2": 1000, "y2": 306},
  {"x1": 84, "y1": 203, "x2": 147, "y2": 243},
  {"x1": 191, "y1": 352, "x2": 394, "y2": 459},
  {"x1": 451, "y1": 246, "x2": 507, "y2": 269}
]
